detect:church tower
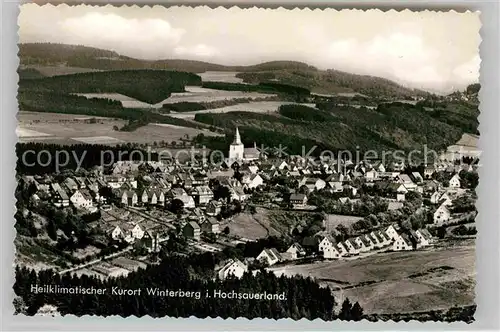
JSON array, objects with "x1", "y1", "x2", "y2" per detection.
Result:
[{"x1": 229, "y1": 127, "x2": 244, "y2": 162}]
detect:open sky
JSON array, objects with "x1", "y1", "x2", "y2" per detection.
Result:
[{"x1": 18, "y1": 5, "x2": 481, "y2": 93}]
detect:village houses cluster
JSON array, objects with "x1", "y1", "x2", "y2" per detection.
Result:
[{"x1": 21, "y1": 128, "x2": 476, "y2": 278}]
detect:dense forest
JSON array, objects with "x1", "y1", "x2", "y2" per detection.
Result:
[
  {"x1": 193, "y1": 101, "x2": 478, "y2": 158},
  {"x1": 14, "y1": 255, "x2": 337, "y2": 319},
  {"x1": 19, "y1": 70, "x2": 202, "y2": 104},
  {"x1": 19, "y1": 43, "x2": 424, "y2": 98}
]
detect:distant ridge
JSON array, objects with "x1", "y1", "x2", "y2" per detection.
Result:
[{"x1": 18, "y1": 42, "x2": 428, "y2": 98}]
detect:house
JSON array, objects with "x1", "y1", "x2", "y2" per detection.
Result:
[
  {"x1": 51, "y1": 183, "x2": 70, "y2": 207},
  {"x1": 286, "y1": 243, "x2": 306, "y2": 260},
  {"x1": 183, "y1": 222, "x2": 201, "y2": 241},
  {"x1": 63, "y1": 177, "x2": 78, "y2": 192},
  {"x1": 141, "y1": 230, "x2": 161, "y2": 253},
  {"x1": 449, "y1": 174, "x2": 461, "y2": 188},
  {"x1": 392, "y1": 233, "x2": 414, "y2": 251},
  {"x1": 430, "y1": 192, "x2": 441, "y2": 204},
  {"x1": 364, "y1": 169, "x2": 378, "y2": 182},
  {"x1": 200, "y1": 217, "x2": 220, "y2": 234},
  {"x1": 305, "y1": 178, "x2": 326, "y2": 191},
  {"x1": 290, "y1": 193, "x2": 307, "y2": 208},
  {"x1": 433, "y1": 204, "x2": 451, "y2": 224},
  {"x1": 121, "y1": 190, "x2": 138, "y2": 206},
  {"x1": 70, "y1": 190, "x2": 94, "y2": 211},
  {"x1": 256, "y1": 248, "x2": 281, "y2": 266},
  {"x1": 336, "y1": 242, "x2": 349, "y2": 256},
  {"x1": 175, "y1": 194, "x2": 196, "y2": 209},
  {"x1": 318, "y1": 236, "x2": 340, "y2": 259},
  {"x1": 206, "y1": 200, "x2": 223, "y2": 216},
  {"x1": 241, "y1": 174, "x2": 264, "y2": 189},
  {"x1": 327, "y1": 181, "x2": 344, "y2": 193},
  {"x1": 424, "y1": 166, "x2": 436, "y2": 178},
  {"x1": 122, "y1": 223, "x2": 144, "y2": 243},
  {"x1": 193, "y1": 186, "x2": 214, "y2": 205},
  {"x1": 415, "y1": 229, "x2": 433, "y2": 246},
  {"x1": 230, "y1": 186, "x2": 248, "y2": 202},
  {"x1": 385, "y1": 225, "x2": 400, "y2": 241},
  {"x1": 344, "y1": 239, "x2": 360, "y2": 255},
  {"x1": 109, "y1": 225, "x2": 123, "y2": 241},
  {"x1": 355, "y1": 236, "x2": 372, "y2": 252},
  {"x1": 411, "y1": 172, "x2": 424, "y2": 184},
  {"x1": 217, "y1": 259, "x2": 248, "y2": 280}
]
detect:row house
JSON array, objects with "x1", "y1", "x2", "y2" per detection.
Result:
[
  {"x1": 121, "y1": 190, "x2": 138, "y2": 207},
  {"x1": 141, "y1": 189, "x2": 166, "y2": 206}
]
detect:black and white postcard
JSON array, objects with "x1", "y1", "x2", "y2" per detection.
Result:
[{"x1": 13, "y1": 5, "x2": 480, "y2": 322}]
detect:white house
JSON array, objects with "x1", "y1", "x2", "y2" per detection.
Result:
[
  {"x1": 336, "y1": 242, "x2": 349, "y2": 256},
  {"x1": 392, "y1": 233, "x2": 414, "y2": 251},
  {"x1": 415, "y1": 229, "x2": 433, "y2": 246},
  {"x1": 110, "y1": 225, "x2": 123, "y2": 241},
  {"x1": 433, "y1": 204, "x2": 451, "y2": 224},
  {"x1": 286, "y1": 243, "x2": 306, "y2": 260},
  {"x1": 343, "y1": 239, "x2": 360, "y2": 255},
  {"x1": 241, "y1": 174, "x2": 264, "y2": 189},
  {"x1": 449, "y1": 174, "x2": 461, "y2": 188},
  {"x1": 354, "y1": 236, "x2": 371, "y2": 252},
  {"x1": 123, "y1": 224, "x2": 144, "y2": 243},
  {"x1": 385, "y1": 225, "x2": 400, "y2": 241},
  {"x1": 256, "y1": 248, "x2": 281, "y2": 266},
  {"x1": 217, "y1": 259, "x2": 248, "y2": 280},
  {"x1": 70, "y1": 190, "x2": 94, "y2": 210},
  {"x1": 318, "y1": 236, "x2": 341, "y2": 259}
]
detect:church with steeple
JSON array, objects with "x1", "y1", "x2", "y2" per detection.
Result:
[{"x1": 228, "y1": 127, "x2": 261, "y2": 164}]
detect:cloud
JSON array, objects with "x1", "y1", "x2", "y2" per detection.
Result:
[
  {"x1": 58, "y1": 13, "x2": 186, "y2": 59},
  {"x1": 323, "y1": 30, "x2": 445, "y2": 90},
  {"x1": 18, "y1": 5, "x2": 481, "y2": 93},
  {"x1": 452, "y1": 55, "x2": 481, "y2": 88},
  {"x1": 174, "y1": 44, "x2": 219, "y2": 58}
]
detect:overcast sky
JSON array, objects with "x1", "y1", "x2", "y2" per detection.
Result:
[{"x1": 19, "y1": 5, "x2": 481, "y2": 93}]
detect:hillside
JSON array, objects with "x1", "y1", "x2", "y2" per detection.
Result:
[
  {"x1": 193, "y1": 102, "x2": 479, "y2": 158},
  {"x1": 19, "y1": 69, "x2": 202, "y2": 104},
  {"x1": 19, "y1": 43, "x2": 422, "y2": 98}
]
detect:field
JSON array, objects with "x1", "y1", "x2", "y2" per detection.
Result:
[
  {"x1": 269, "y1": 239, "x2": 475, "y2": 314},
  {"x1": 164, "y1": 86, "x2": 276, "y2": 104},
  {"x1": 17, "y1": 111, "x2": 220, "y2": 145},
  {"x1": 198, "y1": 71, "x2": 245, "y2": 83},
  {"x1": 323, "y1": 214, "x2": 363, "y2": 232},
  {"x1": 170, "y1": 101, "x2": 317, "y2": 119},
  {"x1": 74, "y1": 93, "x2": 155, "y2": 108},
  {"x1": 221, "y1": 209, "x2": 273, "y2": 240},
  {"x1": 74, "y1": 86, "x2": 277, "y2": 108}
]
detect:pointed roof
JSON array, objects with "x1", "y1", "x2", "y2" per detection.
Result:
[{"x1": 232, "y1": 127, "x2": 242, "y2": 145}]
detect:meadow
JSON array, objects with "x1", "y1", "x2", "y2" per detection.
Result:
[{"x1": 268, "y1": 238, "x2": 475, "y2": 314}]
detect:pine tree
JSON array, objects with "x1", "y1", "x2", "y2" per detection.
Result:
[
  {"x1": 338, "y1": 298, "x2": 353, "y2": 321},
  {"x1": 351, "y1": 302, "x2": 364, "y2": 321}
]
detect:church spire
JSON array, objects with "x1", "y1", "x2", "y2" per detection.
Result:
[{"x1": 233, "y1": 127, "x2": 242, "y2": 145}]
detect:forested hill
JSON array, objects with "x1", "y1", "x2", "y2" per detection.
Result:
[{"x1": 19, "y1": 43, "x2": 424, "y2": 98}]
